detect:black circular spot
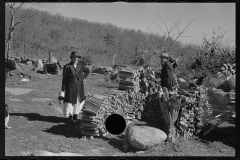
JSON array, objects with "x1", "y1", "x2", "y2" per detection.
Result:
[{"x1": 105, "y1": 114, "x2": 126, "y2": 135}]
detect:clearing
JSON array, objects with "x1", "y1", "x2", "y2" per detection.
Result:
[{"x1": 5, "y1": 64, "x2": 235, "y2": 156}]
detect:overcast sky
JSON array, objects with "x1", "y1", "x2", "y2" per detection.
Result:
[{"x1": 21, "y1": 3, "x2": 235, "y2": 46}]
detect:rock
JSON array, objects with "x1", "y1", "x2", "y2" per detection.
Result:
[
  {"x1": 21, "y1": 78, "x2": 29, "y2": 82},
  {"x1": 31, "y1": 60, "x2": 36, "y2": 65},
  {"x1": 202, "y1": 73, "x2": 226, "y2": 88},
  {"x1": 178, "y1": 78, "x2": 190, "y2": 89},
  {"x1": 26, "y1": 61, "x2": 32, "y2": 65},
  {"x1": 92, "y1": 67, "x2": 104, "y2": 74},
  {"x1": 212, "y1": 89, "x2": 230, "y2": 106},
  {"x1": 217, "y1": 81, "x2": 231, "y2": 92},
  {"x1": 207, "y1": 88, "x2": 214, "y2": 97},
  {"x1": 229, "y1": 90, "x2": 235, "y2": 100},
  {"x1": 51, "y1": 56, "x2": 58, "y2": 63},
  {"x1": 105, "y1": 67, "x2": 113, "y2": 72},
  {"x1": 35, "y1": 59, "x2": 43, "y2": 69},
  {"x1": 226, "y1": 75, "x2": 235, "y2": 90},
  {"x1": 126, "y1": 125, "x2": 167, "y2": 150},
  {"x1": 208, "y1": 96, "x2": 213, "y2": 104},
  {"x1": 9, "y1": 72, "x2": 15, "y2": 76}
]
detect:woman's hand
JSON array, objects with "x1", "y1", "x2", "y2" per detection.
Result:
[{"x1": 58, "y1": 96, "x2": 64, "y2": 100}]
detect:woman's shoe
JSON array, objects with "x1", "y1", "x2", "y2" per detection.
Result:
[
  {"x1": 67, "y1": 115, "x2": 74, "y2": 124},
  {"x1": 72, "y1": 114, "x2": 80, "y2": 122}
]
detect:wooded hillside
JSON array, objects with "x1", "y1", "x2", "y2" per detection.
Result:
[
  {"x1": 6, "y1": 6, "x2": 235, "y2": 81},
  {"x1": 5, "y1": 7, "x2": 190, "y2": 66}
]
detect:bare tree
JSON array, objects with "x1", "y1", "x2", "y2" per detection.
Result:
[
  {"x1": 5, "y1": 3, "x2": 24, "y2": 59},
  {"x1": 5, "y1": 3, "x2": 43, "y2": 59},
  {"x1": 150, "y1": 15, "x2": 198, "y2": 58},
  {"x1": 103, "y1": 33, "x2": 117, "y2": 66},
  {"x1": 149, "y1": 16, "x2": 198, "y2": 142}
]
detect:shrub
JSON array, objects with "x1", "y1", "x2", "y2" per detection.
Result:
[{"x1": 177, "y1": 29, "x2": 235, "y2": 81}]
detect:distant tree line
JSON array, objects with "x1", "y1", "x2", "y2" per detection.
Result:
[
  {"x1": 5, "y1": 7, "x2": 191, "y2": 66},
  {"x1": 6, "y1": 6, "x2": 235, "y2": 81}
]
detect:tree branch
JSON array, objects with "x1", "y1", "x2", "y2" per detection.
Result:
[
  {"x1": 156, "y1": 14, "x2": 174, "y2": 50},
  {"x1": 165, "y1": 16, "x2": 182, "y2": 34},
  {"x1": 7, "y1": 3, "x2": 14, "y2": 9},
  {"x1": 13, "y1": 21, "x2": 22, "y2": 30},
  {"x1": 157, "y1": 14, "x2": 169, "y2": 33},
  {"x1": 178, "y1": 33, "x2": 199, "y2": 38},
  {"x1": 13, "y1": 3, "x2": 24, "y2": 16},
  {"x1": 167, "y1": 17, "x2": 197, "y2": 51},
  {"x1": 150, "y1": 20, "x2": 166, "y2": 35}
]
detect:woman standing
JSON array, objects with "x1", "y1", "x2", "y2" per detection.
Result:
[
  {"x1": 60, "y1": 51, "x2": 90, "y2": 123},
  {"x1": 159, "y1": 51, "x2": 177, "y2": 90}
]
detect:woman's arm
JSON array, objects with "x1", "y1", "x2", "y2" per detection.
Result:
[
  {"x1": 61, "y1": 65, "x2": 67, "y2": 91},
  {"x1": 82, "y1": 65, "x2": 90, "y2": 80}
]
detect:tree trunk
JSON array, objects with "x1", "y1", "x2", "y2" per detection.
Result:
[
  {"x1": 159, "y1": 91, "x2": 182, "y2": 142},
  {"x1": 6, "y1": 15, "x2": 14, "y2": 60},
  {"x1": 112, "y1": 54, "x2": 116, "y2": 66},
  {"x1": 49, "y1": 51, "x2": 52, "y2": 63},
  {"x1": 5, "y1": 3, "x2": 24, "y2": 59},
  {"x1": 23, "y1": 34, "x2": 26, "y2": 55}
]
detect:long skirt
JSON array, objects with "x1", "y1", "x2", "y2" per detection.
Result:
[{"x1": 63, "y1": 96, "x2": 85, "y2": 117}]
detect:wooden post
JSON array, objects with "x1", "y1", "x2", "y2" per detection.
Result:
[
  {"x1": 112, "y1": 54, "x2": 116, "y2": 66},
  {"x1": 49, "y1": 51, "x2": 52, "y2": 63}
]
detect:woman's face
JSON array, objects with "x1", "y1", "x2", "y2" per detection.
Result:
[
  {"x1": 161, "y1": 56, "x2": 168, "y2": 65},
  {"x1": 71, "y1": 57, "x2": 80, "y2": 64}
]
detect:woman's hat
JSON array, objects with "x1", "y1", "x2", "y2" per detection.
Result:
[
  {"x1": 160, "y1": 50, "x2": 169, "y2": 58},
  {"x1": 70, "y1": 51, "x2": 81, "y2": 58}
]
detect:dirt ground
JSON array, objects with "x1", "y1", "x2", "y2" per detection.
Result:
[{"x1": 5, "y1": 64, "x2": 236, "y2": 156}]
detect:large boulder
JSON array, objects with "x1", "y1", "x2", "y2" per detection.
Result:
[
  {"x1": 226, "y1": 75, "x2": 235, "y2": 90},
  {"x1": 92, "y1": 67, "x2": 104, "y2": 74},
  {"x1": 217, "y1": 81, "x2": 232, "y2": 92},
  {"x1": 51, "y1": 56, "x2": 58, "y2": 63},
  {"x1": 35, "y1": 59, "x2": 43, "y2": 69},
  {"x1": 126, "y1": 125, "x2": 167, "y2": 150},
  {"x1": 202, "y1": 72, "x2": 226, "y2": 88},
  {"x1": 212, "y1": 89, "x2": 230, "y2": 106},
  {"x1": 178, "y1": 78, "x2": 190, "y2": 89},
  {"x1": 207, "y1": 88, "x2": 231, "y2": 110}
]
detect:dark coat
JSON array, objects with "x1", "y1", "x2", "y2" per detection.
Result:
[
  {"x1": 61, "y1": 62, "x2": 90, "y2": 104},
  {"x1": 160, "y1": 61, "x2": 176, "y2": 90}
]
